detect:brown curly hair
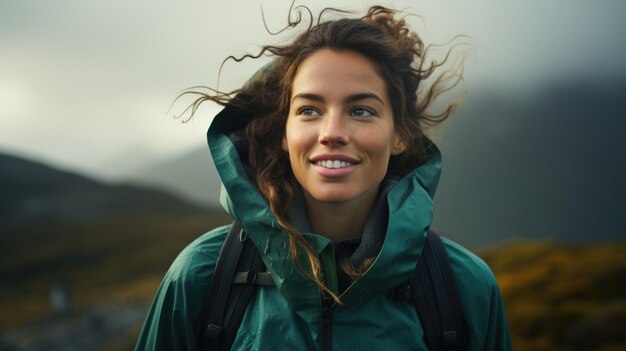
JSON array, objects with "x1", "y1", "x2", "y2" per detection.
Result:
[{"x1": 180, "y1": 5, "x2": 465, "y2": 302}]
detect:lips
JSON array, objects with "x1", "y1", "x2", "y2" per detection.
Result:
[{"x1": 309, "y1": 154, "x2": 360, "y2": 178}]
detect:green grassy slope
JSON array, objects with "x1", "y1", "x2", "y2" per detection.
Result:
[
  {"x1": 0, "y1": 211, "x2": 231, "y2": 330},
  {"x1": 480, "y1": 240, "x2": 626, "y2": 351}
]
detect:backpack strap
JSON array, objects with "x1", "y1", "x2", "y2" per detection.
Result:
[
  {"x1": 201, "y1": 222, "x2": 274, "y2": 351},
  {"x1": 411, "y1": 230, "x2": 467, "y2": 351}
]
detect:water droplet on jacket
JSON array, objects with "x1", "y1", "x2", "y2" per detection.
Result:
[{"x1": 264, "y1": 238, "x2": 271, "y2": 254}]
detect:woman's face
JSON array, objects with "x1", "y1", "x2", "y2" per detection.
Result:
[{"x1": 282, "y1": 49, "x2": 406, "y2": 211}]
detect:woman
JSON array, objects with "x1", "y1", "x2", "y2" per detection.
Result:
[{"x1": 135, "y1": 6, "x2": 512, "y2": 350}]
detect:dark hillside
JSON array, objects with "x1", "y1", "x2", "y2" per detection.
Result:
[
  {"x1": 0, "y1": 152, "x2": 230, "y2": 349},
  {"x1": 433, "y1": 77, "x2": 626, "y2": 245},
  {"x1": 0, "y1": 153, "x2": 211, "y2": 230}
]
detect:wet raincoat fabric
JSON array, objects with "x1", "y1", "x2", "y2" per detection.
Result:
[{"x1": 134, "y1": 101, "x2": 513, "y2": 350}]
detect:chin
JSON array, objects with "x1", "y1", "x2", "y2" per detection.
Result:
[{"x1": 308, "y1": 189, "x2": 362, "y2": 204}]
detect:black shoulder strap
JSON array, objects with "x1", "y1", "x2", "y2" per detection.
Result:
[
  {"x1": 200, "y1": 222, "x2": 274, "y2": 351},
  {"x1": 411, "y1": 230, "x2": 467, "y2": 351}
]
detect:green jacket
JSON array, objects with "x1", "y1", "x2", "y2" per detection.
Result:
[{"x1": 135, "y1": 103, "x2": 513, "y2": 350}]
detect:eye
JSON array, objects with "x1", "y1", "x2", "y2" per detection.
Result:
[
  {"x1": 350, "y1": 107, "x2": 376, "y2": 118},
  {"x1": 298, "y1": 107, "x2": 321, "y2": 116}
]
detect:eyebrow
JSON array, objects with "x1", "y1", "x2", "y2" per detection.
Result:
[{"x1": 292, "y1": 92, "x2": 385, "y2": 105}]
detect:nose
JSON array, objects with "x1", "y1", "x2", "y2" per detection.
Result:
[{"x1": 318, "y1": 112, "x2": 349, "y2": 147}]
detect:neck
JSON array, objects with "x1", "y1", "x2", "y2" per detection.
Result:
[{"x1": 304, "y1": 193, "x2": 378, "y2": 242}]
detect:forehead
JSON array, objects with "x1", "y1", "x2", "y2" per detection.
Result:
[{"x1": 291, "y1": 49, "x2": 388, "y2": 100}]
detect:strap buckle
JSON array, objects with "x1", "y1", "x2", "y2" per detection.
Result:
[
  {"x1": 206, "y1": 323, "x2": 222, "y2": 340},
  {"x1": 245, "y1": 271, "x2": 258, "y2": 283},
  {"x1": 238, "y1": 228, "x2": 248, "y2": 242},
  {"x1": 442, "y1": 330, "x2": 458, "y2": 349},
  {"x1": 387, "y1": 281, "x2": 412, "y2": 301}
]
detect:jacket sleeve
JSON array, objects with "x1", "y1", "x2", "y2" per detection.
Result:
[
  {"x1": 443, "y1": 238, "x2": 514, "y2": 350},
  {"x1": 482, "y1": 279, "x2": 513, "y2": 350},
  {"x1": 134, "y1": 227, "x2": 229, "y2": 351}
]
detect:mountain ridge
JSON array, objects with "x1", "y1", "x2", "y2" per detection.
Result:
[{"x1": 0, "y1": 152, "x2": 212, "y2": 231}]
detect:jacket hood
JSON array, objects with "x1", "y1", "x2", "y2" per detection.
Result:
[{"x1": 207, "y1": 97, "x2": 442, "y2": 328}]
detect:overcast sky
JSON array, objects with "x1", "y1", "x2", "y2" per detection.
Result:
[{"x1": 1, "y1": 0, "x2": 625, "y2": 179}]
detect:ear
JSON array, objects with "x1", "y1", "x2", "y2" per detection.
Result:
[
  {"x1": 391, "y1": 135, "x2": 407, "y2": 155},
  {"x1": 282, "y1": 135, "x2": 289, "y2": 153}
]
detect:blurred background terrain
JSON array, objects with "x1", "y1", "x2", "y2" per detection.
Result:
[{"x1": 1, "y1": 0, "x2": 625, "y2": 350}]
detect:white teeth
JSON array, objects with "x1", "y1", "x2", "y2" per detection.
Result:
[{"x1": 315, "y1": 160, "x2": 352, "y2": 168}]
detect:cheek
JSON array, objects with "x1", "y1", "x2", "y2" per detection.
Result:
[
  {"x1": 283, "y1": 120, "x2": 311, "y2": 154},
  {"x1": 362, "y1": 129, "x2": 396, "y2": 156}
]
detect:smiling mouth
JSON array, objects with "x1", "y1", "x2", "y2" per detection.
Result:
[{"x1": 314, "y1": 160, "x2": 355, "y2": 169}]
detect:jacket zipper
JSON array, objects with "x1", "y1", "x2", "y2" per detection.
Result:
[
  {"x1": 321, "y1": 294, "x2": 335, "y2": 351},
  {"x1": 319, "y1": 248, "x2": 339, "y2": 351}
]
